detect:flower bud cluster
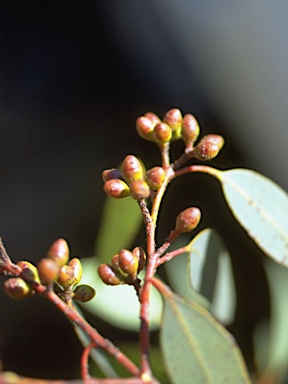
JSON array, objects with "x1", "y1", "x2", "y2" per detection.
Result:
[
  {"x1": 3, "y1": 238, "x2": 95, "y2": 303},
  {"x1": 98, "y1": 246, "x2": 146, "y2": 286},
  {"x1": 103, "y1": 155, "x2": 167, "y2": 201},
  {"x1": 136, "y1": 108, "x2": 224, "y2": 160},
  {"x1": 136, "y1": 108, "x2": 200, "y2": 147}
]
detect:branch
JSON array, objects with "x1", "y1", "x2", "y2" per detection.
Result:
[{"x1": 0, "y1": 372, "x2": 152, "y2": 384}]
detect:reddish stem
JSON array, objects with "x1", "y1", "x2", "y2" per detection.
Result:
[
  {"x1": 0, "y1": 241, "x2": 140, "y2": 378},
  {"x1": 81, "y1": 342, "x2": 97, "y2": 381},
  {"x1": 156, "y1": 246, "x2": 188, "y2": 267}
]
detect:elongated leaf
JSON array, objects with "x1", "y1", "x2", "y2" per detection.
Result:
[
  {"x1": 160, "y1": 287, "x2": 251, "y2": 384},
  {"x1": 95, "y1": 196, "x2": 142, "y2": 263},
  {"x1": 80, "y1": 257, "x2": 162, "y2": 331},
  {"x1": 187, "y1": 228, "x2": 236, "y2": 324},
  {"x1": 253, "y1": 259, "x2": 288, "y2": 380},
  {"x1": 217, "y1": 169, "x2": 288, "y2": 267},
  {"x1": 165, "y1": 236, "x2": 211, "y2": 311}
]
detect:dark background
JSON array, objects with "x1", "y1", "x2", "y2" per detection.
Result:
[{"x1": 1, "y1": 1, "x2": 287, "y2": 380}]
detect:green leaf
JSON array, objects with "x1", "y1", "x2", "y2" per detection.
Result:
[
  {"x1": 80, "y1": 257, "x2": 162, "y2": 331},
  {"x1": 165, "y1": 235, "x2": 211, "y2": 312},
  {"x1": 94, "y1": 196, "x2": 142, "y2": 263},
  {"x1": 160, "y1": 287, "x2": 251, "y2": 384},
  {"x1": 187, "y1": 228, "x2": 236, "y2": 325},
  {"x1": 253, "y1": 259, "x2": 288, "y2": 380},
  {"x1": 217, "y1": 169, "x2": 288, "y2": 267}
]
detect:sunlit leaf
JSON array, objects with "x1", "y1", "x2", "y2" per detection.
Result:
[
  {"x1": 94, "y1": 197, "x2": 142, "y2": 263},
  {"x1": 160, "y1": 286, "x2": 251, "y2": 384},
  {"x1": 165, "y1": 235, "x2": 211, "y2": 311},
  {"x1": 217, "y1": 169, "x2": 288, "y2": 267},
  {"x1": 187, "y1": 228, "x2": 236, "y2": 324},
  {"x1": 253, "y1": 259, "x2": 288, "y2": 381},
  {"x1": 80, "y1": 257, "x2": 162, "y2": 331}
]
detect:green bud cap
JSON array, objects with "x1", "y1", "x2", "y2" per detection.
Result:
[
  {"x1": 145, "y1": 166, "x2": 166, "y2": 190},
  {"x1": 3, "y1": 277, "x2": 33, "y2": 299},
  {"x1": 97, "y1": 264, "x2": 122, "y2": 285},
  {"x1": 47, "y1": 238, "x2": 70, "y2": 267},
  {"x1": 102, "y1": 168, "x2": 123, "y2": 182},
  {"x1": 73, "y1": 284, "x2": 96, "y2": 302},
  {"x1": 37, "y1": 258, "x2": 60, "y2": 286},
  {"x1": 136, "y1": 116, "x2": 154, "y2": 141},
  {"x1": 118, "y1": 249, "x2": 139, "y2": 280},
  {"x1": 153, "y1": 122, "x2": 172, "y2": 144},
  {"x1": 129, "y1": 179, "x2": 150, "y2": 201},
  {"x1": 163, "y1": 108, "x2": 183, "y2": 131},
  {"x1": 193, "y1": 134, "x2": 224, "y2": 161},
  {"x1": 181, "y1": 114, "x2": 200, "y2": 148},
  {"x1": 103, "y1": 179, "x2": 130, "y2": 199},
  {"x1": 175, "y1": 207, "x2": 201, "y2": 233},
  {"x1": 17, "y1": 261, "x2": 40, "y2": 283},
  {"x1": 121, "y1": 155, "x2": 145, "y2": 183}
]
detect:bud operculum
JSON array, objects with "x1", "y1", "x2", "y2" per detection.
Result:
[
  {"x1": 145, "y1": 167, "x2": 166, "y2": 190},
  {"x1": 103, "y1": 179, "x2": 130, "y2": 199},
  {"x1": 129, "y1": 180, "x2": 150, "y2": 201},
  {"x1": 193, "y1": 134, "x2": 224, "y2": 161},
  {"x1": 97, "y1": 264, "x2": 124, "y2": 286},
  {"x1": 118, "y1": 249, "x2": 139, "y2": 280},
  {"x1": 121, "y1": 155, "x2": 145, "y2": 183},
  {"x1": 3, "y1": 277, "x2": 33, "y2": 299},
  {"x1": 47, "y1": 238, "x2": 70, "y2": 267},
  {"x1": 175, "y1": 207, "x2": 201, "y2": 233},
  {"x1": 37, "y1": 258, "x2": 60, "y2": 286}
]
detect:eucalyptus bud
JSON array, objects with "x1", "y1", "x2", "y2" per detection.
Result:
[
  {"x1": 17, "y1": 261, "x2": 40, "y2": 283},
  {"x1": 181, "y1": 114, "x2": 200, "y2": 149},
  {"x1": 3, "y1": 277, "x2": 33, "y2": 299},
  {"x1": 136, "y1": 116, "x2": 154, "y2": 141},
  {"x1": 153, "y1": 123, "x2": 172, "y2": 144},
  {"x1": 118, "y1": 249, "x2": 139, "y2": 280},
  {"x1": 163, "y1": 108, "x2": 182, "y2": 131},
  {"x1": 121, "y1": 155, "x2": 145, "y2": 183},
  {"x1": 132, "y1": 246, "x2": 146, "y2": 272},
  {"x1": 129, "y1": 180, "x2": 150, "y2": 201},
  {"x1": 144, "y1": 112, "x2": 161, "y2": 125},
  {"x1": 175, "y1": 207, "x2": 201, "y2": 233},
  {"x1": 47, "y1": 238, "x2": 69, "y2": 267},
  {"x1": 37, "y1": 258, "x2": 60, "y2": 286},
  {"x1": 145, "y1": 167, "x2": 166, "y2": 190},
  {"x1": 193, "y1": 135, "x2": 224, "y2": 161},
  {"x1": 57, "y1": 258, "x2": 82, "y2": 288},
  {"x1": 104, "y1": 179, "x2": 130, "y2": 199},
  {"x1": 102, "y1": 168, "x2": 123, "y2": 182},
  {"x1": 98, "y1": 264, "x2": 123, "y2": 286}
]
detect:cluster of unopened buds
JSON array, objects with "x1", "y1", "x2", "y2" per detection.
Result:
[
  {"x1": 98, "y1": 246, "x2": 146, "y2": 286},
  {"x1": 99, "y1": 108, "x2": 224, "y2": 287},
  {"x1": 3, "y1": 239, "x2": 95, "y2": 304},
  {"x1": 102, "y1": 108, "x2": 224, "y2": 202}
]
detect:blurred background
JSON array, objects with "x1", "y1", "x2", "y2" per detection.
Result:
[{"x1": 1, "y1": 1, "x2": 288, "y2": 381}]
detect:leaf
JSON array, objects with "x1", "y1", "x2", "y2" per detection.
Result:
[
  {"x1": 80, "y1": 257, "x2": 162, "y2": 331},
  {"x1": 187, "y1": 228, "x2": 236, "y2": 325},
  {"x1": 94, "y1": 196, "x2": 142, "y2": 263},
  {"x1": 253, "y1": 259, "x2": 288, "y2": 381},
  {"x1": 160, "y1": 286, "x2": 251, "y2": 384},
  {"x1": 217, "y1": 169, "x2": 288, "y2": 267},
  {"x1": 165, "y1": 235, "x2": 211, "y2": 312}
]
